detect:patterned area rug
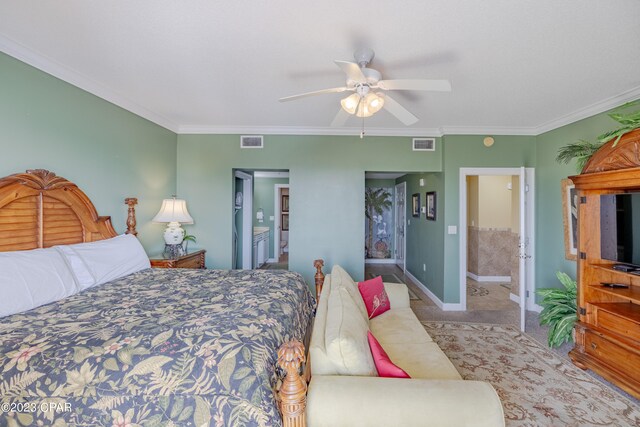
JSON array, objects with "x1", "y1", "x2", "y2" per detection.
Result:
[
  {"x1": 468, "y1": 282, "x2": 490, "y2": 296},
  {"x1": 422, "y1": 322, "x2": 640, "y2": 426}
]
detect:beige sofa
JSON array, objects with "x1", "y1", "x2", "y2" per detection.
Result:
[{"x1": 306, "y1": 265, "x2": 505, "y2": 427}]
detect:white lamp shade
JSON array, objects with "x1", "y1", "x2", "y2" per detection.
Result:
[{"x1": 152, "y1": 198, "x2": 194, "y2": 224}]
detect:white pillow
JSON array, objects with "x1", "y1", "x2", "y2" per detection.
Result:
[
  {"x1": 0, "y1": 248, "x2": 79, "y2": 318},
  {"x1": 324, "y1": 287, "x2": 377, "y2": 376},
  {"x1": 56, "y1": 234, "x2": 150, "y2": 289}
]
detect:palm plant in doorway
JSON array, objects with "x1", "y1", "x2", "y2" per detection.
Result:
[
  {"x1": 365, "y1": 188, "x2": 392, "y2": 258},
  {"x1": 536, "y1": 272, "x2": 577, "y2": 348}
]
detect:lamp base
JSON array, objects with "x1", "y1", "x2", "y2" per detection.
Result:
[
  {"x1": 164, "y1": 221, "x2": 185, "y2": 245},
  {"x1": 163, "y1": 244, "x2": 184, "y2": 260}
]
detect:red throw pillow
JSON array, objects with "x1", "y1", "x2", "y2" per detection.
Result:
[
  {"x1": 358, "y1": 276, "x2": 390, "y2": 319},
  {"x1": 367, "y1": 331, "x2": 410, "y2": 378}
]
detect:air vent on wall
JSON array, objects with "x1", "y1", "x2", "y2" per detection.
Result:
[
  {"x1": 413, "y1": 138, "x2": 436, "y2": 151},
  {"x1": 413, "y1": 138, "x2": 435, "y2": 151},
  {"x1": 240, "y1": 135, "x2": 264, "y2": 149}
]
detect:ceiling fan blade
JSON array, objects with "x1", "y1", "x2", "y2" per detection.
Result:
[
  {"x1": 330, "y1": 108, "x2": 351, "y2": 127},
  {"x1": 334, "y1": 60, "x2": 367, "y2": 83},
  {"x1": 377, "y1": 79, "x2": 451, "y2": 92},
  {"x1": 279, "y1": 86, "x2": 349, "y2": 102},
  {"x1": 383, "y1": 94, "x2": 419, "y2": 126}
]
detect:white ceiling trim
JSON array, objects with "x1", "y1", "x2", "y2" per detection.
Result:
[
  {"x1": 178, "y1": 125, "x2": 443, "y2": 137},
  {"x1": 534, "y1": 84, "x2": 640, "y2": 135},
  {"x1": 2, "y1": 32, "x2": 638, "y2": 139},
  {"x1": 0, "y1": 34, "x2": 179, "y2": 133}
]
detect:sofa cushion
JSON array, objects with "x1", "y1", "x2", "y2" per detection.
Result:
[
  {"x1": 368, "y1": 332, "x2": 410, "y2": 378},
  {"x1": 383, "y1": 340, "x2": 462, "y2": 380},
  {"x1": 331, "y1": 265, "x2": 369, "y2": 323},
  {"x1": 358, "y1": 276, "x2": 390, "y2": 319},
  {"x1": 325, "y1": 286, "x2": 377, "y2": 376},
  {"x1": 369, "y1": 308, "x2": 433, "y2": 345}
]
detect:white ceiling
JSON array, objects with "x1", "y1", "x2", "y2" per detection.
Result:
[{"x1": 1, "y1": 1, "x2": 639, "y2": 135}]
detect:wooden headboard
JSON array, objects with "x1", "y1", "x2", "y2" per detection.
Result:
[{"x1": 0, "y1": 169, "x2": 137, "y2": 252}]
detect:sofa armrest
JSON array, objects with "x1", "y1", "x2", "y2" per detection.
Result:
[
  {"x1": 307, "y1": 376, "x2": 504, "y2": 427},
  {"x1": 383, "y1": 282, "x2": 410, "y2": 309}
]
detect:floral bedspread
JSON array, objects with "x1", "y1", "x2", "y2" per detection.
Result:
[{"x1": 0, "y1": 268, "x2": 315, "y2": 427}]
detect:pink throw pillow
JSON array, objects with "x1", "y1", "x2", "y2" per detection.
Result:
[
  {"x1": 367, "y1": 331, "x2": 410, "y2": 378},
  {"x1": 358, "y1": 276, "x2": 390, "y2": 319}
]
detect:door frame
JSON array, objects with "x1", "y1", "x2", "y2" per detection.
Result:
[
  {"x1": 395, "y1": 182, "x2": 407, "y2": 273},
  {"x1": 458, "y1": 167, "x2": 536, "y2": 331},
  {"x1": 234, "y1": 170, "x2": 253, "y2": 269},
  {"x1": 274, "y1": 184, "x2": 290, "y2": 263}
]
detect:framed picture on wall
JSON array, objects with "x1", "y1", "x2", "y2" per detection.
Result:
[
  {"x1": 282, "y1": 195, "x2": 289, "y2": 212},
  {"x1": 282, "y1": 213, "x2": 289, "y2": 231},
  {"x1": 561, "y1": 178, "x2": 578, "y2": 260},
  {"x1": 411, "y1": 193, "x2": 420, "y2": 217},
  {"x1": 426, "y1": 191, "x2": 437, "y2": 221}
]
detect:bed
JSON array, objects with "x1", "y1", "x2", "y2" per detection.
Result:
[{"x1": 0, "y1": 169, "x2": 315, "y2": 427}]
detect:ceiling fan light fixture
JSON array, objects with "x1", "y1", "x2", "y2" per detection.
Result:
[{"x1": 340, "y1": 93, "x2": 360, "y2": 115}]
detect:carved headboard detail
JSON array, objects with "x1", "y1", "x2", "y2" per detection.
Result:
[{"x1": 0, "y1": 169, "x2": 133, "y2": 252}]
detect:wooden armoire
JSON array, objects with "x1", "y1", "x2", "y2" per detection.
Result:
[{"x1": 569, "y1": 128, "x2": 640, "y2": 399}]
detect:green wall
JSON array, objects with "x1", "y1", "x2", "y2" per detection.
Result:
[
  {"x1": 177, "y1": 135, "x2": 442, "y2": 285},
  {"x1": 253, "y1": 177, "x2": 290, "y2": 259},
  {"x1": 534, "y1": 111, "x2": 620, "y2": 292},
  {"x1": 441, "y1": 135, "x2": 537, "y2": 302},
  {"x1": 397, "y1": 173, "x2": 446, "y2": 300},
  {"x1": 0, "y1": 52, "x2": 177, "y2": 254}
]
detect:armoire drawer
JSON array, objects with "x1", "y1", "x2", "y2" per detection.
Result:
[{"x1": 584, "y1": 330, "x2": 640, "y2": 383}]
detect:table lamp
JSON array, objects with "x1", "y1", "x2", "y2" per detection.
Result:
[{"x1": 153, "y1": 197, "x2": 194, "y2": 248}]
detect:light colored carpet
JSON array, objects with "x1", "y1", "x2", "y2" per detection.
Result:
[{"x1": 422, "y1": 322, "x2": 640, "y2": 426}]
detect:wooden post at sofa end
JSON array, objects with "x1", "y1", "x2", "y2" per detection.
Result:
[
  {"x1": 277, "y1": 340, "x2": 307, "y2": 427},
  {"x1": 313, "y1": 259, "x2": 325, "y2": 302},
  {"x1": 124, "y1": 198, "x2": 138, "y2": 236}
]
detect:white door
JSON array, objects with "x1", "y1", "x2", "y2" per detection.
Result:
[
  {"x1": 518, "y1": 167, "x2": 536, "y2": 332},
  {"x1": 518, "y1": 167, "x2": 527, "y2": 331},
  {"x1": 395, "y1": 182, "x2": 406, "y2": 272}
]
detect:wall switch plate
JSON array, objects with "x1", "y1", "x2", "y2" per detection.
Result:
[
  {"x1": 419, "y1": 178, "x2": 425, "y2": 187},
  {"x1": 423, "y1": 264, "x2": 426, "y2": 271},
  {"x1": 408, "y1": 219, "x2": 411, "y2": 225},
  {"x1": 421, "y1": 206, "x2": 426, "y2": 213},
  {"x1": 269, "y1": 216, "x2": 275, "y2": 221},
  {"x1": 448, "y1": 225, "x2": 457, "y2": 234}
]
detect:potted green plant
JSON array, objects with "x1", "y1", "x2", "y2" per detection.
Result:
[
  {"x1": 556, "y1": 100, "x2": 640, "y2": 172},
  {"x1": 536, "y1": 272, "x2": 577, "y2": 348},
  {"x1": 182, "y1": 234, "x2": 196, "y2": 254}
]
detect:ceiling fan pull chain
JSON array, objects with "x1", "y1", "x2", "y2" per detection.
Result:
[{"x1": 360, "y1": 114, "x2": 365, "y2": 139}]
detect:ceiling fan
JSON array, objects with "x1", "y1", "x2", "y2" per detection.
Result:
[{"x1": 279, "y1": 48, "x2": 451, "y2": 127}]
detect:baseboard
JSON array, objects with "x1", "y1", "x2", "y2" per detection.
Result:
[
  {"x1": 527, "y1": 302, "x2": 543, "y2": 313},
  {"x1": 266, "y1": 258, "x2": 277, "y2": 263},
  {"x1": 509, "y1": 292, "x2": 544, "y2": 312},
  {"x1": 365, "y1": 258, "x2": 397, "y2": 264},
  {"x1": 405, "y1": 270, "x2": 464, "y2": 311},
  {"x1": 467, "y1": 272, "x2": 511, "y2": 282}
]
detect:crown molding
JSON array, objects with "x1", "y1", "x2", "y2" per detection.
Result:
[
  {"x1": 534, "y1": 85, "x2": 640, "y2": 135},
  {"x1": 439, "y1": 126, "x2": 538, "y2": 136},
  {"x1": 177, "y1": 124, "x2": 444, "y2": 137},
  {"x1": 0, "y1": 34, "x2": 179, "y2": 133}
]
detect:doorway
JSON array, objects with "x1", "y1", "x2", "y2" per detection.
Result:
[
  {"x1": 253, "y1": 171, "x2": 289, "y2": 270},
  {"x1": 395, "y1": 182, "x2": 406, "y2": 272},
  {"x1": 459, "y1": 167, "x2": 535, "y2": 331},
  {"x1": 233, "y1": 170, "x2": 253, "y2": 269}
]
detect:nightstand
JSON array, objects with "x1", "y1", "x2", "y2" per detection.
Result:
[{"x1": 149, "y1": 249, "x2": 206, "y2": 269}]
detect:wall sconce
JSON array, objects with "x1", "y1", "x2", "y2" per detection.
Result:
[{"x1": 257, "y1": 208, "x2": 264, "y2": 223}]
